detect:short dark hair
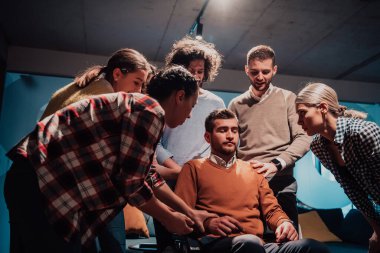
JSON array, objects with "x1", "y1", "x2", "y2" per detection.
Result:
[
  {"x1": 147, "y1": 65, "x2": 198, "y2": 102},
  {"x1": 205, "y1": 109, "x2": 237, "y2": 132},
  {"x1": 165, "y1": 36, "x2": 222, "y2": 82},
  {"x1": 246, "y1": 45, "x2": 276, "y2": 66}
]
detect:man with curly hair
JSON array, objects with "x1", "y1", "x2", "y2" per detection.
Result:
[{"x1": 154, "y1": 36, "x2": 225, "y2": 182}]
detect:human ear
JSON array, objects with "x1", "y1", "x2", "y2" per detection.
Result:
[
  {"x1": 318, "y1": 102, "x2": 329, "y2": 114},
  {"x1": 175, "y1": 90, "x2": 186, "y2": 104},
  {"x1": 113, "y1": 68, "x2": 122, "y2": 82},
  {"x1": 273, "y1": 65, "x2": 278, "y2": 76},
  {"x1": 244, "y1": 65, "x2": 249, "y2": 75},
  {"x1": 204, "y1": 132, "x2": 211, "y2": 143}
]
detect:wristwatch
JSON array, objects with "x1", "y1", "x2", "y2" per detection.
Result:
[{"x1": 271, "y1": 158, "x2": 282, "y2": 171}]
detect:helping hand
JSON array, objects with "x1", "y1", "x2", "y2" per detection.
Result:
[
  {"x1": 189, "y1": 209, "x2": 219, "y2": 233},
  {"x1": 205, "y1": 216, "x2": 244, "y2": 237},
  {"x1": 161, "y1": 211, "x2": 194, "y2": 235},
  {"x1": 250, "y1": 160, "x2": 278, "y2": 179}
]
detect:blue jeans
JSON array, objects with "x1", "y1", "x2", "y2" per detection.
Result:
[{"x1": 96, "y1": 210, "x2": 126, "y2": 253}]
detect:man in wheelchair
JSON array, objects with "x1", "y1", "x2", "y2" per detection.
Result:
[{"x1": 173, "y1": 109, "x2": 330, "y2": 253}]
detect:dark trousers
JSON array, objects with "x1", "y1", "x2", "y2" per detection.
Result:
[
  {"x1": 4, "y1": 158, "x2": 126, "y2": 253},
  {"x1": 268, "y1": 176, "x2": 298, "y2": 231},
  {"x1": 97, "y1": 210, "x2": 126, "y2": 253},
  {"x1": 201, "y1": 235, "x2": 330, "y2": 253},
  {"x1": 4, "y1": 158, "x2": 83, "y2": 253},
  {"x1": 153, "y1": 218, "x2": 172, "y2": 252}
]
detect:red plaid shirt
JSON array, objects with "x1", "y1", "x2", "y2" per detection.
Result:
[{"x1": 7, "y1": 92, "x2": 165, "y2": 245}]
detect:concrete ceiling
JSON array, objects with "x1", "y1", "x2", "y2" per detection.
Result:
[{"x1": 1, "y1": 0, "x2": 380, "y2": 83}]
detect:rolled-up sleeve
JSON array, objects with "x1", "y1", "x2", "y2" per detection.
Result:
[
  {"x1": 127, "y1": 181, "x2": 154, "y2": 206},
  {"x1": 146, "y1": 168, "x2": 166, "y2": 189}
]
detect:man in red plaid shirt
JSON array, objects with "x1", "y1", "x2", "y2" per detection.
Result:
[{"x1": 4, "y1": 66, "x2": 209, "y2": 253}]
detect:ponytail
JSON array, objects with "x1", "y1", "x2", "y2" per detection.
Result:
[
  {"x1": 74, "y1": 65, "x2": 107, "y2": 87},
  {"x1": 297, "y1": 83, "x2": 367, "y2": 120},
  {"x1": 338, "y1": 105, "x2": 367, "y2": 119}
]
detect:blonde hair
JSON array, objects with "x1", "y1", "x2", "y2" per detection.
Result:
[{"x1": 296, "y1": 82, "x2": 367, "y2": 119}]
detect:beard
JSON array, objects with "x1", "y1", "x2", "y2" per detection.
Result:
[
  {"x1": 211, "y1": 140, "x2": 237, "y2": 157},
  {"x1": 250, "y1": 76, "x2": 272, "y2": 92}
]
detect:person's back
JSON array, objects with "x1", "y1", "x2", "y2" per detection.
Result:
[
  {"x1": 41, "y1": 78, "x2": 113, "y2": 120},
  {"x1": 7, "y1": 92, "x2": 165, "y2": 248},
  {"x1": 4, "y1": 65, "x2": 203, "y2": 253}
]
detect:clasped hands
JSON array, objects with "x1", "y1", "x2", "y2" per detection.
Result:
[{"x1": 204, "y1": 215, "x2": 298, "y2": 242}]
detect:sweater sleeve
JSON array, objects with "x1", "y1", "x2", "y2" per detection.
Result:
[
  {"x1": 155, "y1": 136, "x2": 174, "y2": 164},
  {"x1": 257, "y1": 174, "x2": 290, "y2": 230},
  {"x1": 174, "y1": 162, "x2": 198, "y2": 208},
  {"x1": 278, "y1": 92, "x2": 312, "y2": 167}
]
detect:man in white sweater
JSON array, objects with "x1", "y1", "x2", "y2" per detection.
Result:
[{"x1": 228, "y1": 45, "x2": 311, "y2": 234}]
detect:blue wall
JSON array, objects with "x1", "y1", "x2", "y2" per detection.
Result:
[
  {"x1": 0, "y1": 78, "x2": 379, "y2": 253},
  {"x1": 0, "y1": 73, "x2": 73, "y2": 253},
  {"x1": 213, "y1": 90, "x2": 380, "y2": 209}
]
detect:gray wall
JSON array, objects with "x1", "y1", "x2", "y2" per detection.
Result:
[{"x1": 7, "y1": 46, "x2": 380, "y2": 103}]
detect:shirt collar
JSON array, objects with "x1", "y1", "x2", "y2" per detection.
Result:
[
  {"x1": 209, "y1": 153, "x2": 236, "y2": 169},
  {"x1": 333, "y1": 117, "x2": 349, "y2": 145},
  {"x1": 249, "y1": 83, "x2": 273, "y2": 102}
]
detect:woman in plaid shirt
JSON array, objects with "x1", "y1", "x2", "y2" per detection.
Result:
[{"x1": 295, "y1": 82, "x2": 380, "y2": 253}]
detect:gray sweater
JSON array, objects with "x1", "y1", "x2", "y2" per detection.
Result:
[{"x1": 228, "y1": 86, "x2": 311, "y2": 176}]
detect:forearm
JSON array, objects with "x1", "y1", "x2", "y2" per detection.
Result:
[
  {"x1": 162, "y1": 157, "x2": 182, "y2": 171},
  {"x1": 153, "y1": 183, "x2": 193, "y2": 217},
  {"x1": 138, "y1": 195, "x2": 175, "y2": 225},
  {"x1": 278, "y1": 134, "x2": 311, "y2": 166},
  {"x1": 154, "y1": 163, "x2": 181, "y2": 180}
]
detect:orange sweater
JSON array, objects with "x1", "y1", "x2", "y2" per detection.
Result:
[{"x1": 175, "y1": 158, "x2": 289, "y2": 238}]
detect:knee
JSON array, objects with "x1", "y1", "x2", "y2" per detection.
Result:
[
  {"x1": 232, "y1": 234, "x2": 264, "y2": 253},
  {"x1": 297, "y1": 239, "x2": 330, "y2": 253}
]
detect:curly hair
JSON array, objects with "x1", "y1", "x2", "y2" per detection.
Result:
[{"x1": 165, "y1": 36, "x2": 222, "y2": 82}]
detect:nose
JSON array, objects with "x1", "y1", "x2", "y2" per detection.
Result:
[
  {"x1": 226, "y1": 130, "x2": 233, "y2": 139},
  {"x1": 297, "y1": 115, "x2": 303, "y2": 126},
  {"x1": 256, "y1": 72, "x2": 264, "y2": 80},
  {"x1": 195, "y1": 75, "x2": 202, "y2": 84},
  {"x1": 187, "y1": 111, "x2": 192, "y2": 119},
  {"x1": 133, "y1": 87, "x2": 142, "y2": 93}
]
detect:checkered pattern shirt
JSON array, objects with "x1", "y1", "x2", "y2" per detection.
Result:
[
  {"x1": 311, "y1": 117, "x2": 380, "y2": 224},
  {"x1": 7, "y1": 92, "x2": 165, "y2": 245}
]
